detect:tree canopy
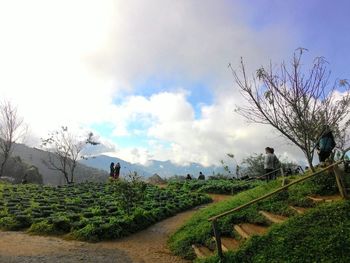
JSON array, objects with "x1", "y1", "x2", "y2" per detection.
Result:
[{"x1": 231, "y1": 49, "x2": 350, "y2": 170}]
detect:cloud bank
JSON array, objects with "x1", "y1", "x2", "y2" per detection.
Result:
[{"x1": 0, "y1": 0, "x2": 334, "y2": 167}]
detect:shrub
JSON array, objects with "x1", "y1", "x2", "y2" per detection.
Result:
[
  {"x1": 0, "y1": 216, "x2": 22, "y2": 230},
  {"x1": 29, "y1": 220, "x2": 56, "y2": 235}
]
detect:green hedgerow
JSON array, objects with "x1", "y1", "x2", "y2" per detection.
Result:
[
  {"x1": 0, "y1": 216, "x2": 22, "y2": 230},
  {"x1": 28, "y1": 220, "x2": 56, "y2": 235}
]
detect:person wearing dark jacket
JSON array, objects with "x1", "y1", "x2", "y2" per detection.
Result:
[
  {"x1": 198, "y1": 172, "x2": 205, "y2": 180},
  {"x1": 110, "y1": 162, "x2": 115, "y2": 178},
  {"x1": 264, "y1": 147, "x2": 274, "y2": 181},
  {"x1": 316, "y1": 126, "x2": 336, "y2": 163},
  {"x1": 114, "y1": 162, "x2": 121, "y2": 179}
]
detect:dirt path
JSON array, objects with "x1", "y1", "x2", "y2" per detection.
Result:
[{"x1": 0, "y1": 194, "x2": 231, "y2": 263}]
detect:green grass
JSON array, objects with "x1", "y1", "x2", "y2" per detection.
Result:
[
  {"x1": 201, "y1": 201, "x2": 350, "y2": 263},
  {"x1": 168, "y1": 180, "x2": 283, "y2": 259},
  {"x1": 168, "y1": 169, "x2": 340, "y2": 260}
]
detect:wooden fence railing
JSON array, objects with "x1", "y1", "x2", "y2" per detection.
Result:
[{"x1": 208, "y1": 159, "x2": 348, "y2": 260}]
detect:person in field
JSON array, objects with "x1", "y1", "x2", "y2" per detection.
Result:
[
  {"x1": 198, "y1": 172, "x2": 205, "y2": 180},
  {"x1": 270, "y1": 147, "x2": 280, "y2": 179},
  {"x1": 316, "y1": 125, "x2": 336, "y2": 163},
  {"x1": 264, "y1": 147, "x2": 274, "y2": 182},
  {"x1": 110, "y1": 162, "x2": 115, "y2": 179},
  {"x1": 114, "y1": 162, "x2": 121, "y2": 179}
]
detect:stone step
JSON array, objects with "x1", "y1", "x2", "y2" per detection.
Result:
[
  {"x1": 212, "y1": 237, "x2": 240, "y2": 252},
  {"x1": 289, "y1": 206, "x2": 309, "y2": 215},
  {"x1": 233, "y1": 223, "x2": 268, "y2": 239},
  {"x1": 259, "y1": 210, "x2": 288, "y2": 224},
  {"x1": 221, "y1": 237, "x2": 240, "y2": 251},
  {"x1": 192, "y1": 244, "x2": 214, "y2": 258},
  {"x1": 307, "y1": 195, "x2": 342, "y2": 203}
]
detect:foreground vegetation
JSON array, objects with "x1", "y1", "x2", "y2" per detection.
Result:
[
  {"x1": 167, "y1": 178, "x2": 262, "y2": 195},
  {"x1": 168, "y1": 169, "x2": 344, "y2": 261},
  {"x1": 203, "y1": 201, "x2": 350, "y2": 263},
  {"x1": 0, "y1": 180, "x2": 211, "y2": 241}
]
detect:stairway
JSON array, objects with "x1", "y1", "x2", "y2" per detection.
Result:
[
  {"x1": 259, "y1": 210, "x2": 288, "y2": 223},
  {"x1": 307, "y1": 195, "x2": 342, "y2": 203},
  {"x1": 192, "y1": 211, "x2": 282, "y2": 258},
  {"x1": 192, "y1": 194, "x2": 343, "y2": 259},
  {"x1": 233, "y1": 223, "x2": 268, "y2": 239},
  {"x1": 289, "y1": 206, "x2": 308, "y2": 214},
  {"x1": 192, "y1": 244, "x2": 214, "y2": 259}
]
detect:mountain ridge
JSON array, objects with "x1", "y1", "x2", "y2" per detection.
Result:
[
  {"x1": 79, "y1": 154, "x2": 225, "y2": 178},
  {"x1": 12, "y1": 143, "x2": 108, "y2": 185}
]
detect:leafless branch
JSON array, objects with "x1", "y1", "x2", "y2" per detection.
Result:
[{"x1": 231, "y1": 50, "x2": 350, "y2": 170}]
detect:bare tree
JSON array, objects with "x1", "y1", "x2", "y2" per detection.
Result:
[
  {"x1": 231, "y1": 49, "x2": 350, "y2": 171},
  {"x1": 0, "y1": 101, "x2": 26, "y2": 177},
  {"x1": 220, "y1": 153, "x2": 239, "y2": 177},
  {"x1": 240, "y1": 153, "x2": 265, "y2": 178},
  {"x1": 41, "y1": 126, "x2": 99, "y2": 184}
]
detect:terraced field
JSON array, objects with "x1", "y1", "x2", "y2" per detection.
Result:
[{"x1": 0, "y1": 181, "x2": 211, "y2": 241}]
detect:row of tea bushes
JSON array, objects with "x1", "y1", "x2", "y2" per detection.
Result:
[
  {"x1": 0, "y1": 181, "x2": 211, "y2": 241},
  {"x1": 167, "y1": 179, "x2": 261, "y2": 195}
]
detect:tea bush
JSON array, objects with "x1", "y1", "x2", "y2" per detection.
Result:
[{"x1": 0, "y1": 181, "x2": 211, "y2": 241}]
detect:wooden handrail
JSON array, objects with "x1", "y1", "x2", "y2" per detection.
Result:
[
  {"x1": 262, "y1": 167, "x2": 281, "y2": 177},
  {"x1": 208, "y1": 160, "x2": 344, "y2": 222}
]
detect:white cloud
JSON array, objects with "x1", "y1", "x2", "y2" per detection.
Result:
[
  {"x1": 0, "y1": 1, "x2": 308, "y2": 167},
  {"x1": 0, "y1": 0, "x2": 117, "y2": 135},
  {"x1": 101, "y1": 90, "x2": 306, "y2": 166},
  {"x1": 91, "y1": 0, "x2": 297, "y2": 90}
]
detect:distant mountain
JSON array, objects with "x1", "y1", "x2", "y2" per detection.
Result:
[
  {"x1": 9, "y1": 144, "x2": 224, "y2": 185},
  {"x1": 137, "y1": 159, "x2": 225, "y2": 178},
  {"x1": 78, "y1": 155, "x2": 152, "y2": 177},
  {"x1": 12, "y1": 143, "x2": 108, "y2": 185},
  {"x1": 78, "y1": 154, "x2": 224, "y2": 178}
]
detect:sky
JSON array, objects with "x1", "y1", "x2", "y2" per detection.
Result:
[{"x1": 0, "y1": 0, "x2": 349, "y2": 167}]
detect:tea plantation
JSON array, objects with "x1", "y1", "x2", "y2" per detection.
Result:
[
  {"x1": 0, "y1": 181, "x2": 211, "y2": 241},
  {"x1": 167, "y1": 179, "x2": 262, "y2": 195}
]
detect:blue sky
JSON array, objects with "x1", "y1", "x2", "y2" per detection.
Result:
[
  {"x1": 243, "y1": 0, "x2": 350, "y2": 77},
  {"x1": 0, "y1": 0, "x2": 349, "y2": 166}
]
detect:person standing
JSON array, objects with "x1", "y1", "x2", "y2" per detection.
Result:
[
  {"x1": 316, "y1": 126, "x2": 336, "y2": 163},
  {"x1": 110, "y1": 162, "x2": 115, "y2": 179},
  {"x1": 270, "y1": 148, "x2": 280, "y2": 179},
  {"x1": 114, "y1": 162, "x2": 121, "y2": 179},
  {"x1": 264, "y1": 147, "x2": 274, "y2": 182},
  {"x1": 198, "y1": 172, "x2": 205, "y2": 180}
]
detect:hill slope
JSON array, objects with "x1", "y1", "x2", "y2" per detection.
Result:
[
  {"x1": 0, "y1": 155, "x2": 42, "y2": 184},
  {"x1": 169, "y1": 170, "x2": 348, "y2": 262},
  {"x1": 202, "y1": 201, "x2": 350, "y2": 263},
  {"x1": 12, "y1": 143, "x2": 108, "y2": 185}
]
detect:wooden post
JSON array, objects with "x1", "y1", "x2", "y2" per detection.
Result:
[
  {"x1": 281, "y1": 167, "x2": 285, "y2": 186},
  {"x1": 212, "y1": 219, "x2": 223, "y2": 260},
  {"x1": 333, "y1": 164, "x2": 349, "y2": 200}
]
